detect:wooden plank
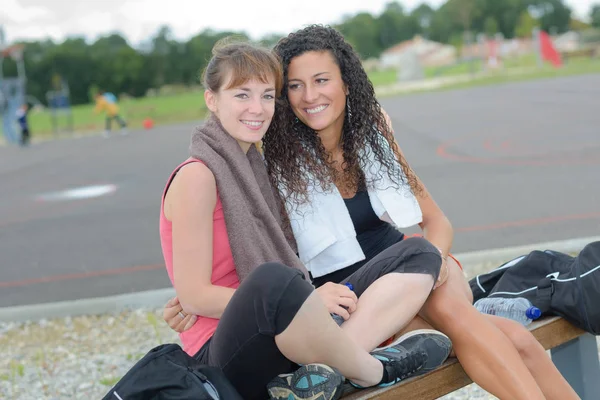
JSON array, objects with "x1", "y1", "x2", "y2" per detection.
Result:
[
  {"x1": 529, "y1": 317, "x2": 586, "y2": 350},
  {"x1": 341, "y1": 360, "x2": 468, "y2": 400},
  {"x1": 342, "y1": 317, "x2": 586, "y2": 399}
]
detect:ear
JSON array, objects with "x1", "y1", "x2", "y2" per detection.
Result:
[
  {"x1": 344, "y1": 84, "x2": 350, "y2": 96},
  {"x1": 204, "y1": 90, "x2": 218, "y2": 114}
]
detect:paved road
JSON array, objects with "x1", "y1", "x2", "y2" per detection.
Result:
[{"x1": 1, "y1": 75, "x2": 599, "y2": 307}]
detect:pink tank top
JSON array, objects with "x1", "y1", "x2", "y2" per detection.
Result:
[{"x1": 159, "y1": 158, "x2": 240, "y2": 356}]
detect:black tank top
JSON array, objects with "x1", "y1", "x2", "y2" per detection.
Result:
[
  {"x1": 310, "y1": 179, "x2": 405, "y2": 288},
  {"x1": 343, "y1": 189, "x2": 404, "y2": 262}
]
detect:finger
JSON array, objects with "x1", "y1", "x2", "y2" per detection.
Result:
[
  {"x1": 338, "y1": 296, "x2": 357, "y2": 313},
  {"x1": 183, "y1": 315, "x2": 197, "y2": 331},
  {"x1": 165, "y1": 296, "x2": 180, "y2": 308},
  {"x1": 163, "y1": 304, "x2": 180, "y2": 322},
  {"x1": 168, "y1": 314, "x2": 182, "y2": 329},
  {"x1": 339, "y1": 285, "x2": 358, "y2": 303},
  {"x1": 175, "y1": 314, "x2": 194, "y2": 333},
  {"x1": 332, "y1": 306, "x2": 351, "y2": 321}
]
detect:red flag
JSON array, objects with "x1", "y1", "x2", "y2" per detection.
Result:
[{"x1": 539, "y1": 31, "x2": 562, "y2": 67}]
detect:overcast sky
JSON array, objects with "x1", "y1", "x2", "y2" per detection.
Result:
[{"x1": 2, "y1": 0, "x2": 597, "y2": 46}]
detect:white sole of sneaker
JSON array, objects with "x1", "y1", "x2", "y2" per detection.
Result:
[
  {"x1": 374, "y1": 328, "x2": 450, "y2": 352},
  {"x1": 267, "y1": 363, "x2": 344, "y2": 400}
]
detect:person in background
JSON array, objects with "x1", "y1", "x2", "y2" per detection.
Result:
[
  {"x1": 94, "y1": 90, "x2": 127, "y2": 137},
  {"x1": 16, "y1": 103, "x2": 31, "y2": 146}
]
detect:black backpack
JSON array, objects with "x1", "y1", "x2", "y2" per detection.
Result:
[
  {"x1": 102, "y1": 344, "x2": 243, "y2": 400},
  {"x1": 469, "y1": 241, "x2": 600, "y2": 335}
]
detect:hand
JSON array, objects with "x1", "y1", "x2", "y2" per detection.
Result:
[
  {"x1": 315, "y1": 282, "x2": 358, "y2": 321},
  {"x1": 434, "y1": 257, "x2": 449, "y2": 289},
  {"x1": 163, "y1": 296, "x2": 197, "y2": 333}
]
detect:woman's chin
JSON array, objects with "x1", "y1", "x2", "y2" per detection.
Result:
[{"x1": 304, "y1": 122, "x2": 328, "y2": 132}]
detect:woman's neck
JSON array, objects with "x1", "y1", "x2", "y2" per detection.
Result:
[{"x1": 318, "y1": 124, "x2": 343, "y2": 155}]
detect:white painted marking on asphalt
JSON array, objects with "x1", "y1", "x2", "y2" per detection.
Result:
[{"x1": 36, "y1": 184, "x2": 117, "y2": 202}]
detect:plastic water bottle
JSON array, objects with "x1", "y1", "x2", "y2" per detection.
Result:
[
  {"x1": 331, "y1": 283, "x2": 354, "y2": 326},
  {"x1": 474, "y1": 297, "x2": 542, "y2": 326}
]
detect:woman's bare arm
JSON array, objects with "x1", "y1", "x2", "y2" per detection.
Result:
[{"x1": 165, "y1": 162, "x2": 235, "y2": 318}]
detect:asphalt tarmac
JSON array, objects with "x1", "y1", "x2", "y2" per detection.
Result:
[{"x1": 1, "y1": 74, "x2": 598, "y2": 307}]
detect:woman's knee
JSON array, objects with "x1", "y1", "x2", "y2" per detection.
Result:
[
  {"x1": 237, "y1": 262, "x2": 314, "y2": 335},
  {"x1": 239, "y1": 263, "x2": 312, "y2": 309},
  {"x1": 502, "y1": 320, "x2": 544, "y2": 361},
  {"x1": 388, "y1": 237, "x2": 442, "y2": 280},
  {"x1": 402, "y1": 236, "x2": 440, "y2": 256},
  {"x1": 422, "y1": 285, "x2": 476, "y2": 331},
  {"x1": 245, "y1": 262, "x2": 303, "y2": 288}
]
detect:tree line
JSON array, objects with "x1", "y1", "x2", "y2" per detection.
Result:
[{"x1": 3, "y1": 0, "x2": 599, "y2": 106}]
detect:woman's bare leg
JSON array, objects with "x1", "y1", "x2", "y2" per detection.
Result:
[
  {"x1": 341, "y1": 273, "x2": 434, "y2": 350},
  {"x1": 275, "y1": 291, "x2": 384, "y2": 388},
  {"x1": 486, "y1": 315, "x2": 579, "y2": 400},
  {"x1": 419, "y1": 258, "x2": 545, "y2": 400}
]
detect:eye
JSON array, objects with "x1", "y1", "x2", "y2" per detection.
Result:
[
  {"x1": 288, "y1": 83, "x2": 301, "y2": 91},
  {"x1": 316, "y1": 78, "x2": 329, "y2": 84},
  {"x1": 263, "y1": 94, "x2": 275, "y2": 100},
  {"x1": 235, "y1": 93, "x2": 249, "y2": 99}
]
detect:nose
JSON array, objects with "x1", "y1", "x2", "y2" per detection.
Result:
[
  {"x1": 302, "y1": 84, "x2": 318, "y2": 103},
  {"x1": 247, "y1": 97, "x2": 263, "y2": 115}
]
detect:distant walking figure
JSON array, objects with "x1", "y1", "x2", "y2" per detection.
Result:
[{"x1": 94, "y1": 91, "x2": 127, "y2": 137}]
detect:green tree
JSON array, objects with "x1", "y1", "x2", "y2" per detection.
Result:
[
  {"x1": 484, "y1": 16, "x2": 499, "y2": 35},
  {"x1": 473, "y1": 0, "x2": 529, "y2": 38},
  {"x1": 378, "y1": 2, "x2": 420, "y2": 50},
  {"x1": 515, "y1": 10, "x2": 539, "y2": 38},
  {"x1": 448, "y1": 0, "x2": 480, "y2": 30},
  {"x1": 337, "y1": 12, "x2": 383, "y2": 58},
  {"x1": 591, "y1": 4, "x2": 600, "y2": 28},
  {"x1": 411, "y1": 3, "x2": 436, "y2": 33},
  {"x1": 529, "y1": 0, "x2": 572, "y2": 34},
  {"x1": 569, "y1": 18, "x2": 590, "y2": 31}
]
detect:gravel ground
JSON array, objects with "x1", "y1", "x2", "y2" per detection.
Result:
[
  {"x1": 1, "y1": 309, "x2": 500, "y2": 400},
  {"x1": 1, "y1": 261, "x2": 594, "y2": 400}
]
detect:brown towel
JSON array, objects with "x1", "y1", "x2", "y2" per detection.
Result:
[{"x1": 189, "y1": 115, "x2": 309, "y2": 282}]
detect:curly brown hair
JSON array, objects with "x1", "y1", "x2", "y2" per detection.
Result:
[{"x1": 263, "y1": 25, "x2": 421, "y2": 208}]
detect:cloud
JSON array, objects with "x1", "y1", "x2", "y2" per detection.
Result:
[
  {"x1": 1, "y1": 0, "x2": 596, "y2": 46},
  {"x1": 2, "y1": 0, "x2": 52, "y2": 24}
]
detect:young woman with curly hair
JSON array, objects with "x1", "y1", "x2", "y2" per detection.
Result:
[{"x1": 165, "y1": 26, "x2": 578, "y2": 399}]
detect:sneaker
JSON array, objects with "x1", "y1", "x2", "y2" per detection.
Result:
[
  {"x1": 375, "y1": 329, "x2": 452, "y2": 375},
  {"x1": 348, "y1": 341, "x2": 427, "y2": 389},
  {"x1": 369, "y1": 346, "x2": 427, "y2": 387},
  {"x1": 267, "y1": 363, "x2": 344, "y2": 400}
]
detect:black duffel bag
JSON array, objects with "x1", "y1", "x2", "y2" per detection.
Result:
[
  {"x1": 470, "y1": 241, "x2": 600, "y2": 334},
  {"x1": 102, "y1": 343, "x2": 243, "y2": 400}
]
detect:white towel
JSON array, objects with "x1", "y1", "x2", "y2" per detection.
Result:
[{"x1": 282, "y1": 142, "x2": 422, "y2": 277}]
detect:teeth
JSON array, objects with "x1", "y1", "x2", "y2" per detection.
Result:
[
  {"x1": 306, "y1": 105, "x2": 327, "y2": 114},
  {"x1": 241, "y1": 120, "x2": 262, "y2": 127}
]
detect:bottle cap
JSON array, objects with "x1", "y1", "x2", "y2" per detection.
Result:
[
  {"x1": 345, "y1": 282, "x2": 354, "y2": 291},
  {"x1": 526, "y1": 307, "x2": 542, "y2": 320}
]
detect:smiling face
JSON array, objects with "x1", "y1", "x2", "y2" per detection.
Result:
[
  {"x1": 286, "y1": 50, "x2": 348, "y2": 137},
  {"x1": 205, "y1": 73, "x2": 276, "y2": 152}
]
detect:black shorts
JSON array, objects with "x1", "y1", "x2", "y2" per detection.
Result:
[
  {"x1": 340, "y1": 236, "x2": 442, "y2": 297},
  {"x1": 194, "y1": 262, "x2": 313, "y2": 400},
  {"x1": 313, "y1": 236, "x2": 442, "y2": 296}
]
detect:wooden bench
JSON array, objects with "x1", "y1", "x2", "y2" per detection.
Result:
[{"x1": 341, "y1": 317, "x2": 600, "y2": 399}]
